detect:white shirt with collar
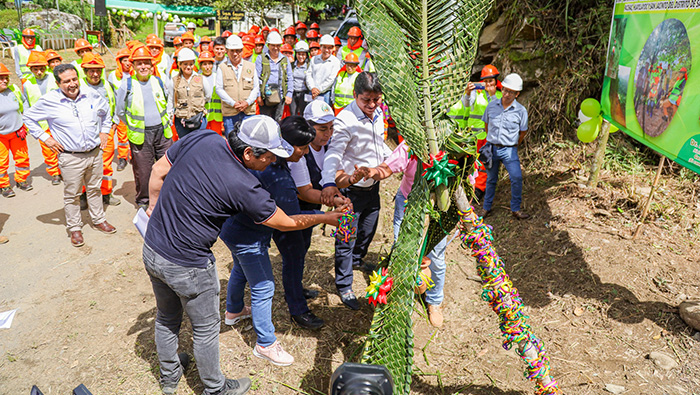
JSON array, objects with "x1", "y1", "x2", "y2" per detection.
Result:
[
  {"x1": 215, "y1": 58, "x2": 260, "y2": 107},
  {"x1": 23, "y1": 88, "x2": 111, "y2": 152},
  {"x1": 305, "y1": 54, "x2": 341, "y2": 94},
  {"x1": 321, "y1": 100, "x2": 391, "y2": 188}
]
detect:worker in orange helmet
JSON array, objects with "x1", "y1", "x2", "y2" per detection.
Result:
[
  {"x1": 295, "y1": 22, "x2": 307, "y2": 41},
  {"x1": 199, "y1": 35, "x2": 212, "y2": 53},
  {"x1": 252, "y1": 35, "x2": 266, "y2": 63},
  {"x1": 241, "y1": 34, "x2": 256, "y2": 62},
  {"x1": 22, "y1": 52, "x2": 62, "y2": 185},
  {"x1": 71, "y1": 38, "x2": 94, "y2": 79},
  {"x1": 261, "y1": 26, "x2": 270, "y2": 41},
  {"x1": 309, "y1": 41, "x2": 320, "y2": 57},
  {"x1": 147, "y1": 36, "x2": 169, "y2": 78},
  {"x1": 199, "y1": 51, "x2": 223, "y2": 136},
  {"x1": 13, "y1": 28, "x2": 43, "y2": 79},
  {"x1": 78, "y1": 53, "x2": 121, "y2": 206},
  {"x1": 221, "y1": 30, "x2": 233, "y2": 38},
  {"x1": 283, "y1": 26, "x2": 297, "y2": 47},
  {"x1": 146, "y1": 33, "x2": 158, "y2": 41},
  {"x1": 249, "y1": 25, "x2": 261, "y2": 35},
  {"x1": 0, "y1": 62, "x2": 32, "y2": 198},
  {"x1": 280, "y1": 43, "x2": 295, "y2": 63},
  {"x1": 45, "y1": 49, "x2": 63, "y2": 71},
  {"x1": 337, "y1": 26, "x2": 366, "y2": 65},
  {"x1": 333, "y1": 36, "x2": 342, "y2": 56},
  {"x1": 332, "y1": 52, "x2": 362, "y2": 115},
  {"x1": 306, "y1": 30, "x2": 320, "y2": 46},
  {"x1": 107, "y1": 48, "x2": 133, "y2": 170},
  {"x1": 181, "y1": 32, "x2": 197, "y2": 51},
  {"x1": 308, "y1": 22, "x2": 320, "y2": 33},
  {"x1": 172, "y1": 36, "x2": 183, "y2": 50}
]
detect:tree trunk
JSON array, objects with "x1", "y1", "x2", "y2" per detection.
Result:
[{"x1": 587, "y1": 119, "x2": 611, "y2": 188}]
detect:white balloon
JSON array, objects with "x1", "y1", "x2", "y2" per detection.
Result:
[
  {"x1": 147, "y1": 12, "x2": 153, "y2": 18},
  {"x1": 578, "y1": 109, "x2": 592, "y2": 125}
]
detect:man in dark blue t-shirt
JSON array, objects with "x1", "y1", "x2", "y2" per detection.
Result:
[{"x1": 143, "y1": 115, "x2": 342, "y2": 395}]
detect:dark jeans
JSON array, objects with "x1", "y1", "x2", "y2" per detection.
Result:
[
  {"x1": 174, "y1": 116, "x2": 205, "y2": 139},
  {"x1": 289, "y1": 91, "x2": 308, "y2": 116},
  {"x1": 259, "y1": 100, "x2": 285, "y2": 122},
  {"x1": 335, "y1": 183, "x2": 381, "y2": 293},
  {"x1": 142, "y1": 243, "x2": 225, "y2": 395},
  {"x1": 483, "y1": 145, "x2": 523, "y2": 212},
  {"x1": 130, "y1": 125, "x2": 173, "y2": 206},
  {"x1": 273, "y1": 229, "x2": 310, "y2": 316}
]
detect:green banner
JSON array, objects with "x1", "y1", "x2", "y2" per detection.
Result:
[{"x1": 601, "y1": 1, "x2": 699, "y2": 174}]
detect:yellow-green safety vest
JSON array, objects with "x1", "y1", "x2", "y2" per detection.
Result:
[
  {"x1": 17, "y1": 45, "x2": 43, "y2": 77},
  {"x1": 206, "y1": 86, "x2": 222, "y2": 122},
  {"x1": 9, "y1": 84, "x2": 23, "y2": 113},
  {"x1": 333, "y1": 71, "x2": 358, "y2": 109},
  {"x1": 339, "y1": 46, "x2": 364, "y2": 63},
  {"x1": 124, "y1": 76, "x2": 171, "y2": 144},
  {"x1": 448, "y1": 89, "x2": 501, "y2": 137},
  {"x1": 82, "y1": 77, "x2": 116, "y2": 117},
  {"x1": 23, "y1": 74, "x2": 58, "y2": 130}
]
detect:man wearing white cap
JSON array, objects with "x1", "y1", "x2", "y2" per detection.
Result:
[
  {"x1": 480, "y1": 73, "x2": 530, "y2": 220},
  {"x1": 216, "y1": 35, "x2": 259, "y2": 137},
  {"x1": 305, "y1": 34, "x2": 341, "y2": 106},
  {"x1": 144, "y1": 115, "x2": 343, "y2": 395}
]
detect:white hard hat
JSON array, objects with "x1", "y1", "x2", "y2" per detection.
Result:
[
  {"x1": 294, "y1": 41, "x2": 309, "y2": 52},
  {"x1": 177, "y1": 47, "x2": 197, "y2": 62},
  {"x1": 501, "y1": 73, "x2": 523, "y2": 91},
  {"x1": 267, "y1": 31, "x2": 283, "y2": 45},
  {"x1": 319, "y1": 34, "x2": 335, "y2": 46},
  {"x1": 225, "y1": 35, "x2": 243, "y2": 50},
  {"x1": 187, "y1": 22, "x2": 196, "y2": 29}
]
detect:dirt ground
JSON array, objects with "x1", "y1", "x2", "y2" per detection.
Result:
[{"x1": 2, "y1": 49, "x2": 700, "y2": 395}]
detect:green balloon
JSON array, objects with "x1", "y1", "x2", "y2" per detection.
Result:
[
  {"x1": 580, "y1": 98, "x2": 601, "y2": 118},
  {"x1": 577, "y1": 119, "x2": 599, "y2": 143}
]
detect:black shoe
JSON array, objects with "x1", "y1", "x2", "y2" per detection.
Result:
[
  {"x1": 1, "y1": 187, "x2": 15, "y2": 198},
  {"x1": 17, "y1": 181, "x2": 33, "y2": 191},
  {"x1": 218, "y1": 377, "x2": 252, "y2": 395},
  {"x1": 51, "y1": 175, "x2": 62, "y2": 185},
  {"x1": 117, "y1": 158, "x2": 128, "y2": 171},
  {"x1": 340, "y1": 290, "x2": 360, "y2": 310},
  {"x1": 80, "y1": 193, "x2": 88, "y2": 211},
  {"x1": 162, "y1": 352, "x2": 191, "y2": 394},
  {"x1": 353, "y1": 260, "x2": 376, "y2": 273},
  {"x1": 103, "y1": 193, "x2": 121, "y2": 206},
  {"x1": 302, "y1": 288, "x2": 319, "y2": 300},
  {"x1": 291, "y1": 311, "x2": 325, "y2": 329}
]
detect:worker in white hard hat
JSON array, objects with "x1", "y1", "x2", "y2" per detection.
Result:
[
  {"x1": 255, "y1": 31, "x2": 293, "y2": 122},
  {"x1": 168, "y1": 47, "x2": 212, "y2": 138},
  {"x1": 479, "y1": 73, "x2": 530, "y2": 220},
  {"x1": 305, "y1": 34, "x2": 341, "y2": 106},
  {"x1": 216, "y1": 35, "x2": 259, "y2": 137},
  {"x1": 186, "y1": 21, "x2": 201, "y2": 47}
]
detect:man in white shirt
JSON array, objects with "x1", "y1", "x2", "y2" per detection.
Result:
[
  {"x1": 319, "y1": 72, "x2": 391, "y2": 310},
  {"x1": 24, "y1": 64, "x2": 117, "y2": 247},
  {"x1": 216, "y1": 36, "x2": 260, "y2": 137},
  {"x1": 305, "y1": 35, "x2": 340, "y2": 106}
]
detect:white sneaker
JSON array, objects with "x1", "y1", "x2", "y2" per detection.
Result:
[
  {"x1": 224, "y1": 306, "x2": 252, "y2": 326},
  {"x1": 253, "y1": 340, "x2": 295, "y2": 366}
]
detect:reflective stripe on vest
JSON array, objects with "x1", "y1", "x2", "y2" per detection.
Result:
[
  {"x1": 125, "y1": 76, "x2": 170, "y2": 144},
  {"x1": 206, "y1": 87, "x2": 223, "y2": 122},
  {"x1": 333, "y1": 71, "x2": 357, "y2": 109},
  {"x1": 468, "y1": 90, "x2": 502, "y2": 130},
  {"x1": 17, "y1": 45, "x2": 42, "y2": 76}
]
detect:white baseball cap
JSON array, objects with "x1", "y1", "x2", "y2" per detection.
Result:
[
  {"x1": 225, "y1": 35, "x2": 243, "y2": 50},
  {"x1": 294, "y1": 41, "x2": 309, "y2": 52},
  {"x1": 237, "y1": 115, "x2": 294, "y2": 158},
  {"x1": 304, "y1": 99, "x2": 335, "y2": 124},
  {"x1": 319, "y1": 34, "x2": 335, "y2": 46},
  {"x1": 267, "y1": 31, "x2": 283, "y2": 45},
  {"x1": 187, "y1": 22, "x2": 196, "y2": 29},
  {"x1": 177, "y1": 48, "x2": 196, "y2": 62}
]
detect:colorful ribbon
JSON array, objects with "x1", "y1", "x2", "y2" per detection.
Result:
[
  {"x1": 330, "y1": 208, "x2": 357, "y2": 242},
  {"x1": 365, "y1": 267, "x2": 394, "y2": 306},
  {"x1": 421, "y1": 150, "x2": 458, "y2": 187}
]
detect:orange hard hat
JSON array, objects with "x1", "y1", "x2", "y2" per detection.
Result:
[
  {"x1": 22, "y1": 28, "x2": 36, "y2": 37},
  {"x1": 74, "y1": 38, "x2": 93, "y2": 52},
  {"x1": 254, "y1": 35, "x2": 266, "y2": 45},
  {"x1": 115, "y1": 47, "x2": 131, "y2": 61},
  {"x1": 199, "y1": 51, "x2": 215, "y2": 62},
  {"x1": 221, "y1": 30, "x2": 232, "y2": 38},
  {"x1": 348, "y1": 27, "x2": 362, "y2": 37},
  {"x1": 146, "y1": 37, "x2": 164, "y2": 48},
  {"x1": 200, "y1": 35, "x2": 211, "y2": 43},
  {"x1": 242, "y1": 34, "x2": 255, "y2": 45},
  {"x1": 284, "y1": 27, "x2": 296, "y2": 36},
  {"x1": 81, "y1": 52, "x2": 106, "y2": 69},
  {"x1": 27, "y1": 51, "x2": 48, "y2": 67},
  {"x1": 296, "y1": 22, "x2": 307, "y2": 30},
  {"x1": 281, "y1": 43, "x2": 294, "y2": 54},
  {"x1": 334, "y1": 36, "x2": 342, "y2": 46},
  {"x1": 125, "y1": 40, "x2": 142, "y2": 50},
  {"x1": 250, "y1": 25, "x2": 260, "y2": 34},
  {"x1": 130, "y1": 46, "x2": 153, "y2": 62},
  {"x1": 480, "y1": 64, "x2": 499, "y2": 80},
  {"x1": 45, "y1": 49, "x2": 62, "y2": 62},
  {"x1": 181, "y1": 32, "x2": 195, "y2": 42},
  {"x1": 173, "y1": 37, "x2": 183, "y2": 46},
  {"x1": 680, "y1": 67, "x2": 687, "y2": 73},
  {"x1": 0, "y1": 62, "x2": 10, "y2": 76},
  {"x1": 344, "y1": 53, "x2": 359, "y2": 64},
  {"x1": 262, "y1": 26, "x2": 270, "y2": 32},
  {"x1": 309, "y1": 41, "x2": 320, "y2": 49},
  {"x1": 271, "y1": 28, "x2": 280, "y2": 34},
  {"x1": 310, "y1": 22, "x2": 320, "y2": 30},
  {"x1": 306, "y1": 30, "x2": 319, "y2": 39},
  {"x1": 147, "y1": 33, "x2": 158, "y2": 40}
]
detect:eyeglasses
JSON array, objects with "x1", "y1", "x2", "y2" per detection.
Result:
[
  {"x1": 70, "y1": 102, "x2": 79, "y2": 118},
  {"x1": 502, "y1": 88, "x2": 518, "y2": 96}
]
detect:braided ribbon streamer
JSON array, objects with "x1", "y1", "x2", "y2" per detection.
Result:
[
  {"x1": 457, "y1": 206, "x2": 562, "y2": 395},
  {"x1": 330, "y1": 208, "x2": 357, "y2": 242}
]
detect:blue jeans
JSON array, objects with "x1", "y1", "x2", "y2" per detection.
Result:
[
  {"x1": 224, "y1": 238, "x2": 277, "y2": 347},
  {"x1": 393, "y1": 191, "x2": 447, "y2": 306},
  {"x1": 222, "y1": 113, "x2": 250, "y2": 138},
  {"x1": 483, "y1": 145, "x2": 523, "y2": 212},
  {"x1": 319, "y1": 90, "x2": 332, "y2": 106}
]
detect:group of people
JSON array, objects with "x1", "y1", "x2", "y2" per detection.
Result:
[{"x1": 0, "y1": 22, "x2": 531, "y2": 395}]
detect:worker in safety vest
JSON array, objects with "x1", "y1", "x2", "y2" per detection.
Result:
[
  {"x1": 199, "y1": 51, "x2": 223, "y2": 136},
  {"x1": 147, "y1": 37, "x2": 169, "y2": 80},
  {"x1": 662, "y1": 67, "x2": 687, "y2": 121},
  {"x1": 337, "y1": 27, "x2": 366, "y2": 66},
  {"x1": 447, "y1": 64, "x2": 502, "y2": 199},
  {"x1": 21, "y1": 52, "x2": 62, "y2": 185},
  {"x1": 70, "y1": 39, "x2": 94, "y2": 79},
  {"x1": 252, "y1": 35, "x2": 265, "y2": 64},
  {"x1": 13, "y1": 29, "x2": 43, "y2": 80},
  {"x1": 186, "y1": 22, "x2": 201, "y2": 47},
  {"x1": 216, "y1": 35, "x2": 259, "y2": 137},
  {"x1": 332, "y1": 52, "x2": 361, "y2": 115},
  {"x1": 45, "y1": 49, "x2": 63, "y2": 72},
  {"x1": 241, "y1": 34, "x2": 256, "y2": 62},
  {"x1": 78, "y1": 53, "x2": 121, "y2": 206},
  {"x1": 181, "y1": 32, "x2": 198, "y2": 54},
  {"x1": 1, "y1": 62, "x2": 32, "y2": 198},
  {"x1": 211, "y1": 36, "x2": 227, "y2": 73},
  {"x1": 107, "y1": 48, "x2": 132, "y2": 171},
  {"x1": 168, "y1": 47, "x2": 211, "y2": 138},
  {"x1": 115, "y1": 46, "x2": 172, "y2": 210},
  {"x1": 283, "y1": 27, "x2": 297, "y2": 48}
]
